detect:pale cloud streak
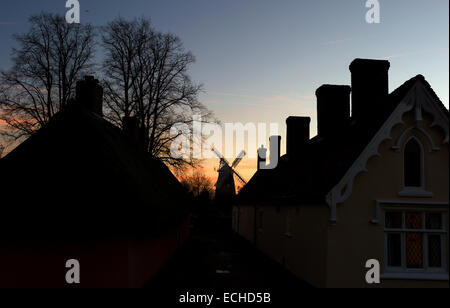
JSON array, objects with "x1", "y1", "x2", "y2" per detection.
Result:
[
  {"x1": 383, "y1": 51, "x2": 424, "y2": 60},
  {"x1": 383, "y1": 48, "x2": 449, "y2": 60},
  {"x1": 320, "y1": 37, "x2": 355, "y2": 46}
]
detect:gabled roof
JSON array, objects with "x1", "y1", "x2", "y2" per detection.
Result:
[
  {"x1": 0, "y1": 103, "x2": 189, "y2": 239},
  {"x1": 239, "y1": 75, "x2": 449, "y2": 205}
]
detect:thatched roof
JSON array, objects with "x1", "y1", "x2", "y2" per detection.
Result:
[{"x1": 0, "y1": 102, "x2": 189, "y2": 240}]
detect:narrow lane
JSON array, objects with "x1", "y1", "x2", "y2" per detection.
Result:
[{"x1": 148, "y1": 216, "x2": 311, "y2": 304}]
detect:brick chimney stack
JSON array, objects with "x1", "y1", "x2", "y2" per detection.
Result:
[
  {"x1": 123, "y1": 116, "x2": 146, "y2": 149},
  {"x1": 316, "y1": 85, "x2": 351, "y2": 137},
  {"x1": 286, "y1": 116, "x2": 310, "y2": 158},
  {"x1": 349, "y1": 59, "x2": 390, "y2": 119},
  {"x1": 76, "y1": 76, "x2": 103, "y2": 116}
]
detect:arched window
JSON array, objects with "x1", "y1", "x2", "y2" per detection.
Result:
[{"x1": 404, "y1": 138, "x2": 423, "y2": 188}]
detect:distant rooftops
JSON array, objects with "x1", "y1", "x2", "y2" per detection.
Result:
[{"x1": 239, "y1": 60, "x2": 449, "y2": 205}]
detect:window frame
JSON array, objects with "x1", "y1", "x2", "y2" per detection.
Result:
[
  {"x1": 399, "y1": 136, "x2": 433, "y2": 198},
  {"x1": 384, "y1": 210, "x2": 448, "y2": 279},
  {"x1": 403, "y1": 136, "x2": 425, "y2": 189}
]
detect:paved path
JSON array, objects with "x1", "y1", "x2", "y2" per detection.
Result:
[{"x1": 148, "y1": 218, "x2": 310, "y2": 304}]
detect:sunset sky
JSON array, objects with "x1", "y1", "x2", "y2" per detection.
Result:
[{"x1": 1, "y1": 0, "x2": 449, "y2": 184}]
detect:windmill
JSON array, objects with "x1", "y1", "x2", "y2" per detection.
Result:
[{"x1": 212, "y1": 147, "x2": 247, "y2": 199}]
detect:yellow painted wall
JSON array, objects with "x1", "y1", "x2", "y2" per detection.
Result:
[
  {"x1": 327, "y1": 111, "x2": 449, "y2": 288},
  {"x1": 234, "y1": 203, "x2": 329, "y2": 288},
  {"x1": 254, "y1": 206, "x2": 284, "y2": 264},
  {"x1": 282, "y1": 204, "x2": 329, "y2": 288},
  {"x1": 234, "y1": 205, "x2": 255, "y2": 243},
  {"x1": 234, "y1": 110, "x2": 449, "y2": 288}
]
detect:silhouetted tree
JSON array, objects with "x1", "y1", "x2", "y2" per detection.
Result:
[
  {"x1": 179, "y1": 170, "x2": 214, "y2": 197},
  {"x1": 0, "y1": 13, "x2": 95, "y2": 139},
  {"x1": 101, "y1": 17, "x2": 212, "y2": 169}
]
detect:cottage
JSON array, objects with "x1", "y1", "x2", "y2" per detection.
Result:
[
  {"x1": 235, "y1": 59, "x2": 449, "y2": 288},
  {"x1": 0, "y1": 76, "x2": 190, "y2": 287}
]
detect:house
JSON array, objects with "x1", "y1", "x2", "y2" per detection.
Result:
[
  {"x1": 0, "y1": 76, "x2": 190, "y2": 288},
  {"x1": 234, "y1": 59, "x2": 449, "y2": 288}
]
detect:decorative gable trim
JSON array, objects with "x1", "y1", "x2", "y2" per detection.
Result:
[
  {"x1": 392, "y1": 126, "x2": 440, "y2": 152},
  {"x1": 326, "y1": 80, "x2": 449, "y2": 224}
]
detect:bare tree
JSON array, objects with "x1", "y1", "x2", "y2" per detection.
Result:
[
  {"x1": 0, "y1": 13, "x2": 95, "y2": 139},
  {"x1": 102, "y1": 17, "x2": 213, "y2": 169},
  {"x1": 178, "y1": 170, "x2": 214, "y2": 197},
  {"x1": 101, "y1": 18, "x2": 150, "y2": 127}
]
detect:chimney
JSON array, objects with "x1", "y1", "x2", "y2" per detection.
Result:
[
  {"x1": 123, "y1": 116, "x2": 141, "y2": 145},
  {"x1": 286, "y1": 116, "x2": 310, "y2": 158},
  {"x1": 76, "y1": 76, "x2": 103, "y2": 116},
  {"x1": 349, "y1": 59, "x2": 390, "y2": 119},
  {"x1": 316, "y1": 85, "x2": 351, "y2": 137}
]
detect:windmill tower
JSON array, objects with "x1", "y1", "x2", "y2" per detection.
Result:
[{"x1": 212, "y1": 148, "x2": 247, "y2": 199}]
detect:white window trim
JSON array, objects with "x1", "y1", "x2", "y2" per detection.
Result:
[
  {"x1": 370, "y1": 200, "x2": 448, "y2": 225},
  {"x1": 399, "y1": 136, "x2": 433, "y2": 198},
  {"x1": 398, "y1": 187, "x2": 433, "y2": 198},
  {"x1": 383, "y1": 210, "x2": 448, "y2": 281},
  {"x1": 381, "y1": 272, "x2": 449, "y2": 281},
  {"x1": 392, "y1": 125, "x2": 441, "y2": 153}
]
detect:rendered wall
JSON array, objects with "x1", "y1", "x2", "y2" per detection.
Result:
[
  {"x1": 234, "y1": 204, "x2": 329, "y2": 288},
  {"x1": 326, "y1": 111, "x2": 449, "y2": 288}
]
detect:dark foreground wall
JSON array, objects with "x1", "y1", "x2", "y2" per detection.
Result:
[{"x1": 0, "y1": 217, "x2": 190, "y2": 288}]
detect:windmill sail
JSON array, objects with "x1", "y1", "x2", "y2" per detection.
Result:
[
  {"x1": 231, "y1": 150, "x2": 246, "y2": 168},
  {"x1": 212, "y1": 147, "x2": 247, "y2": 198},
  {"x1": 232, "y1": 169, "x2": 247, "y2": 185}
]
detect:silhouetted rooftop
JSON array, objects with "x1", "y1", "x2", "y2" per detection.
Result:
[
  {"x1": 0, "y1": 102, "x2": 189, "y2": 240},
  {"x1": 239, "y1": 75, "x2": 449, "y2": 205}
]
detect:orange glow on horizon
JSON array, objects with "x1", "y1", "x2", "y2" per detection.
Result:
[{"x1": 172, "y1": 158, "x2": 256, "y2": 192}]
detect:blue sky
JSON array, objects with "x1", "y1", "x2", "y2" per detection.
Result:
[{"x1": 1, "y1": 0, "x2": 449, "y2": 170}]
